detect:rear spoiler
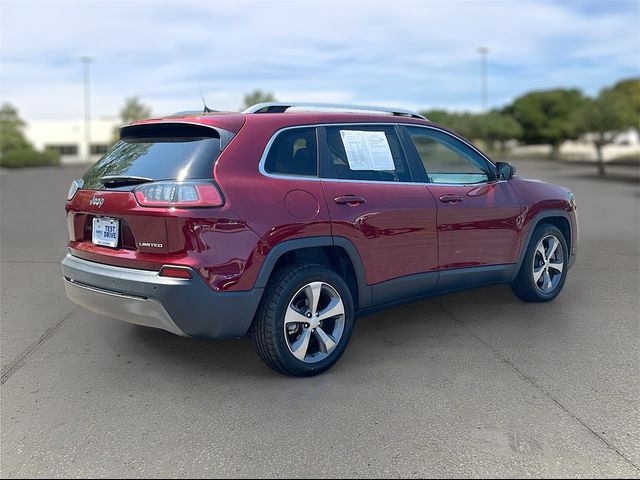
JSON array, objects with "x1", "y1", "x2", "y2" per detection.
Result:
[{"x1": 119, "y1": 122, "x2": 236, "y2": 150}]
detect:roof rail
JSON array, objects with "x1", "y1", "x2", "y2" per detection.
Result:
[{"x1": 243, "y1": 102, "x2": 426, "y2": 120}]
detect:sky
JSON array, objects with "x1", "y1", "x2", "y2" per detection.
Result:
[{"x1": 1, "y1": 0, "x2": 639, "y2": 121}]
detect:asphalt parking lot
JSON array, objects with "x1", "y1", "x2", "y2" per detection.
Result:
[{"x1": 1, "y1": 159, "x2": 639, "y2": 478}]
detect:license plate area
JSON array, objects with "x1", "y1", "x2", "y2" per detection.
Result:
[{"x1": 92, "y1": 217, "x2": 119, "y2": 248}]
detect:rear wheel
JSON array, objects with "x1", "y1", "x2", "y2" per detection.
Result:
[
  {"x1": 252, "y1": 264, "x2": 355, "y2": 376},
  {"x1": 511, "y1": 224, "x2": 568, "y2": 302}
]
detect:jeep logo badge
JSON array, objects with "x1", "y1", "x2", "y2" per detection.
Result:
[{"x1": 89, "y1": 196, "x2": 104, "y2": 207}]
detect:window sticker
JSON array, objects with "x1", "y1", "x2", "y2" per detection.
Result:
[{"x1": 339, "y1": 130, "x2": 395, "y2": 171}]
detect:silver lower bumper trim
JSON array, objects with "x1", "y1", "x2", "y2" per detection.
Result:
[{"x1": 63, "y1": 277, "x2": 187, "y2": 337}]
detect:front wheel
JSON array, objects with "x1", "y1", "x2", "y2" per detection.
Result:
[
  {"x1": 511, "y1": 224, "x2": 568, "y2": 302},
  {"x1": 252, "y1": 264, "x2": 355, "y2": 376}
]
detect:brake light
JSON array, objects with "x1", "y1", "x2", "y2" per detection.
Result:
[
  {"x1": 159, "y1": 266, "x2": 192, "y2": 279},
  {"x1": 134, "y1": 181, "x2": 224, "y2": 208},
  {"x1": 67, "y1": 179, "x2": 83, "y2": 200}
]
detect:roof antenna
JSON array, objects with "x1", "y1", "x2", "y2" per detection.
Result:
[{"x1": 199, "y1": 88, "x2": 213, "y2": 113}]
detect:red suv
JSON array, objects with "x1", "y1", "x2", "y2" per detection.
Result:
[{"x1": 62, "y1": 102, "x2": 577, "y2": 376}]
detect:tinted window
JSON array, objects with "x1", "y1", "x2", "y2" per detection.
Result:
[
  {"x1": 82, "y1": 124, "x2": 223, "y2": 190},
  {"x1": 406, "y1": 126, "x2": 489, "y2": 184},
  {"x1": 324, "y1": 126, "x2": 411, "y2": 182},
  {"x1": 264, "y1": 127, "x2": 317, "y2": 176}
]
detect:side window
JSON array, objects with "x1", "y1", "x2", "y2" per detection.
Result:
[
  {"x1": 323, "y1": 126, "x2": 411, "y2": 182},
  {"x1": 264, "y1": 127, "x2": 317, "y2": 177},
  {"x1": 405, "y1": 126, "x2": 489, "y2": 184}
]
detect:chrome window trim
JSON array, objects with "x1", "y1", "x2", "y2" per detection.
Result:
[{"x1": 257, "y1": 123, "x2": 497, "y2": 186}]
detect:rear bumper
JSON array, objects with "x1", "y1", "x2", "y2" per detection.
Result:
[{"x1": 61, "y1": 254, "x2": 263, "y2": 339}]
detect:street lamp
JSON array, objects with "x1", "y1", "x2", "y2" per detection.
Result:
[
  {"x1": 80, "y1": 56, "x2": 92, "y2": 161},
  {"x1": 477, "y1": 47, "x2": 489, "y2": 112}
]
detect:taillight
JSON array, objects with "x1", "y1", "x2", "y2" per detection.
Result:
[
  {"x1": 134, "y1": 181, "x2": 224, "y2": 208},
  {"x1": 67, "y1": 179, "x2": 83, "y2": 200},
  {"x1": 159, "y1": 266, "x2": 192, "y2": 279}
]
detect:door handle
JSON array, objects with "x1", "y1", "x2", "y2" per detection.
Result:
[
  {"x1": 334, "y1": 195, "x2": 366, "y2": 206},
  {"x1": 439, "y1": 194, "x2": 464, "y2": 204}
]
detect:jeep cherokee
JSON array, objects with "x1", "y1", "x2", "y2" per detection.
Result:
[{"x1": 62, "y1": 102, "x2": 578, "y2": 376}]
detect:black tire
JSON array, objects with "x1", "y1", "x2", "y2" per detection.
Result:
[
  {"x1": 511, "y1": 223, "x2": 569, "y2": 302},
  {"x1": 252, "y1": 264, "x2": 355, "y2": 376}
]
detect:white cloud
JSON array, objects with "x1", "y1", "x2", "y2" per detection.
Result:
[{"x1": 1, "y1": 0, "x2": 638, "y2": 120}]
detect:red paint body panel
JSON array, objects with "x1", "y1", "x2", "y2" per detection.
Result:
[
  {"x1": 427, "y1": 181, "x2": 523, "y2": 269},
  {"x1": 65, "y1": 111, "x2": 578, "y2": 301},
  {"x1": 68, "y1": 189, "x2": 169, "y2": 268},
  {"x1": 508, "y1": 176, "x2": 577, "y2": 256},
  {"x1": 214, "y1": 114, "x2": 333, "y2": 249},
  {"x1": 67, "y1": 187, "x2": 264, "y2": 291},
  {"x1": 321, "y1": 179, "x2": 438, "y2": 284}
]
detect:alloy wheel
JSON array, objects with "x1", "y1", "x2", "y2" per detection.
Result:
[
  {"x1": 283, "y1": 281, "x2": 346, "y2": 363},
  {"x1": 533, "y1": 234, "x2": 565, "y2": 294}
]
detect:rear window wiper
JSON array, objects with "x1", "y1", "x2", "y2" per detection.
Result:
[{"x1": 100, "y1": 175, "x2": 154, "y2": 187}]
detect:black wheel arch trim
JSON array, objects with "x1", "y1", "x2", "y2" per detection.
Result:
[
  {"x1": 252, "y1": 211, "x2": 574, "y2": 312},
  {"x1": 253, "y1": 236, "x2": 372, "y2": 309},
  {"x1": 512, "y1": 209, "x2": 574, "y2": 281}
]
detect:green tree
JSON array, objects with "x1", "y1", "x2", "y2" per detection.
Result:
[
  {"x1": 113, "y1": 97, "x2": 153, "y2": 142},
  {"x1": 420, "y1": 109, "x2": 456, "y2": 126},
  {"x1": 420, "y1": 110, "x2": 482, "y2": 140},
  {"x1": 119, "y1": 96, "x2": 152, "y2": 124},
  {"x1": 1, "y1": 148, "x2": 60, "y2": 168},
  {"x1": 476, "y1": 111, "x2": 523, "y2": 155},
  {"x1": 579, "y1": 80, "x2": 639, "y2": 176},
  {"x1": 0, "y1": 103, "x2": 60, "y2": 167},
  {"x1": 0, "y1": 103, "x2": 31, "y2": 156},
  {"x1": 420, "y1": 109, "x2": 521, "y2": 154},
  {"x1": 508, "y1": 88, "x2": 586, "y2": 159},
  {"x1": 241, "y1": 90, "x2": 276, "y2": 110},
  {"x1": 609, "y1": 78, "x2": 640, "y2": 129}
]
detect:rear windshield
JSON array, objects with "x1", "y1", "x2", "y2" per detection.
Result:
[{"x1": 82, "y1": 123, "x2": 223, "y2": 190}]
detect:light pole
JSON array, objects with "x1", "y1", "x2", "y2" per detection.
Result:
[
  {"x1": 477, "y1": 47, "x2": 489, "y2": 112},
  {"x1": 80, "y1": 56, "x2": 92, "y2": 161}
]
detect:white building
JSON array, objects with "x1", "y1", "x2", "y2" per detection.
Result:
[{"x1": 24, "y1": 117, "x2": 120, "y2": 165}]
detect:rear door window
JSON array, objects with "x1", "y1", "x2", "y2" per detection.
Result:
[
  {"x1": 82, "y1": 123, "x2": 226, "y2": 189},
  {"x1": 322, "y1": 125, "x2": 411, "y2": 182}
]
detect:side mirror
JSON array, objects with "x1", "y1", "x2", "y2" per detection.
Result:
[{"x1": 496, "y1": 162, "x2": 516, "y2": 180}]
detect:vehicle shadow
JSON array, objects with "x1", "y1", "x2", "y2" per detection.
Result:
[{"x1": 127, "y1": 284, "x2": 522, "y2": 379}]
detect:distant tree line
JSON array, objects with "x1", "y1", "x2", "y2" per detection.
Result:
[
  {"x1": 0, "y1": 103, "x2": 60, "y2": 168},
  {"x1": 421, "y1": 78, "x2": 639, "y2": 176},
  {"x1": 2, "y1": 81, "x2": 637, "y2": 175}
]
